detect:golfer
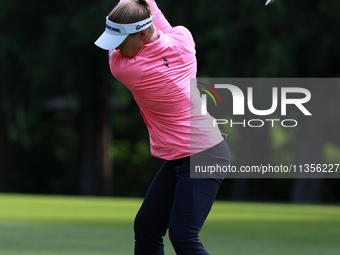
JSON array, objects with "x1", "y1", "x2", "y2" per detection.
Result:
[{"x1": 95, "y1": 0, "x2": 230, "y2": 254}]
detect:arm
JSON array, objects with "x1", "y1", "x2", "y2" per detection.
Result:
[{"x1": 149, "y1": 0, "x2": 172, "y2": 33}]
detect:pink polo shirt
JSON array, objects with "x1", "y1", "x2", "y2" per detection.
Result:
[{"x1": 108, "y1": 0, "x2": 223, "y2": 160}]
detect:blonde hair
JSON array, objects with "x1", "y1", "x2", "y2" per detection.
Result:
[{"x1": 108, "y1": 0, "x2": 152, "y2": 24}]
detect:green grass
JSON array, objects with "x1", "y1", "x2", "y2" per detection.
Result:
[{"x1": 0, "y1": 194, "x2": 339, "y2": 255}]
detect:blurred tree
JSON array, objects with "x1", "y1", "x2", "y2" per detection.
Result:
[
  {"x1": 0, "y1": 0, "x2": 339, "y2": 202},
  {"x1": 0, "y1": 0, "x2": 114, "y2": 195},
  {"x1": 291, "y1": 83, "x2": 326, "y2": 203},
  {"x1": 0, "y1": 118, "x2": 15, "y2": 192}
]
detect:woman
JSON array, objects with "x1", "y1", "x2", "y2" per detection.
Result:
[{"x1": 95, "y1": 0, "x2": 230, "y2": 254}]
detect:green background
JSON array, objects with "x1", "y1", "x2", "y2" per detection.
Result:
[{"x1": 1, "y1": 194, "x2": 340, "y2": 255}]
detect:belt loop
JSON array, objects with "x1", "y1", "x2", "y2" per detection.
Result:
[{"x1": 221, "y1": 133, "x2": 228, "y2": 142}]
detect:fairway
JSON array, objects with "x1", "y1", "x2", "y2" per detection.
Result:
[{"x1": 0, "y1": 194, "x2": 339, "y2": 255}]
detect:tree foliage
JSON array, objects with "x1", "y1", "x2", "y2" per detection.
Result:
[{"x1": 0, "y1": 0, "x2": 340, "y2": 202}]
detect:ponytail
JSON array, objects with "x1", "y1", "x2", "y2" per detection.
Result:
[{"x1": 108, "y1": 0, "x2": 152, "y2": 24}]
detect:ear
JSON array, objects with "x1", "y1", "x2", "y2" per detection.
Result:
[{"x1": 140, "y1": 30, "x2": 147, "y2": 41}]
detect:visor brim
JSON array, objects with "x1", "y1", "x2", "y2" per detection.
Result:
[{"x1": 94, "y1": 31, "x2": 128, "y2": 50}]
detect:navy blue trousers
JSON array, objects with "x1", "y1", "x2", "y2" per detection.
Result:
[{"x1": 134, "y1": 139, "x2": 230, "y2": 255}]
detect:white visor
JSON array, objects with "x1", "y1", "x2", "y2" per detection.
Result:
[{"x1": 94, "y1": 15, "x2": 156, "y2": 50}]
